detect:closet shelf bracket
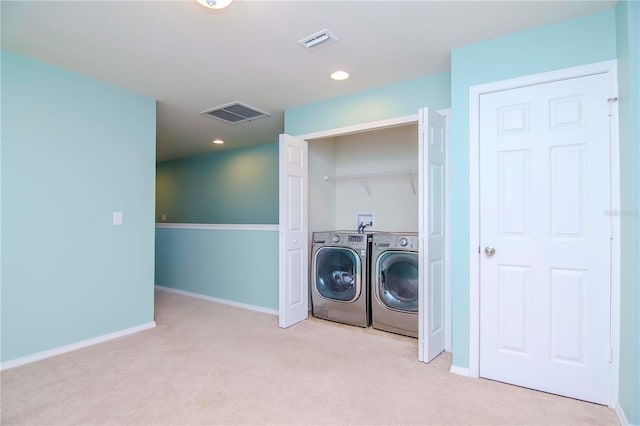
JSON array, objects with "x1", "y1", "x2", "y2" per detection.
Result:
[{"x1": 323, "y1": 169, "x2": 417, "y2": 196}]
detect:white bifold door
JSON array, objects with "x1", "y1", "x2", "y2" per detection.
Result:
[
  {"x1": 479, "y1": 73, "x2": 611, "y2": 404},
  {"x1": 278, "y1": 134, "x2": 309, "y2": 328},
  {"x1": 419, "y1": 108, "x2": 446, "y2": 363}
]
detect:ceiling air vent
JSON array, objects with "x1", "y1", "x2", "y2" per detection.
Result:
[
  {"x1": 200, "y1": 102, "x2": 270, "y2": 124},
  {"x1": 298, "y1": 29, "x2": 337, "y2": 51}
]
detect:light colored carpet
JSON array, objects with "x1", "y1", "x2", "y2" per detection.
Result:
[{"x1": 1, "y1": 289, "x2": 618, "y2": 425}]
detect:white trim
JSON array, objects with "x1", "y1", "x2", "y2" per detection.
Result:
[
  {"x1": 155, "y1": 285, "x2": 278, "y2": 316},
  {"x1": 614, "y1": 403, "x2": 630, "y2": 426},
  {"x1": 469, "y1": 79, "x2": 481, "y2": 377},
  {"x1": 155, "y1": 223, "x2": 279, "y2": 232},
  {"x1": 606, "y1": 63, "x2": 621, "y2": 410},
  {"x1": 418, "y1": 107, "x2": 426, "y2": 362},
  {"x1": 0, "y1": 321, "x2": 156, "y2": 371},
  {"x1": 296, "y1": 114, "x2": 418, "y2": 141},
  {"x1": 449, "y1": 364, "x2": 471, "y2": 377},
  {"x1": 440, "y1": 108, "x2": 453, "y2": 353},
  {"x1": 468, "y1": 60, "x2": 621, "y2": 402}
]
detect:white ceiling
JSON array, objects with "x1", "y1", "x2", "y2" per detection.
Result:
[{"x1": 1, "y1": 0, "x2": 616, "y2": 162}]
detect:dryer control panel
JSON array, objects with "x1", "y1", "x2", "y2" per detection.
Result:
[{"x1": 373, "y1": 233, "x2": 418, "y2": 250}]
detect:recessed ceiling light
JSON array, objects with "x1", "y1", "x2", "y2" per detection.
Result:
[
  {"x1": 196, "y1": 0, "x2": 233, "y2": 9},
  {"x1": 212, "y1": 139, "x2": 224, "y2": 144},
  {"x1": 331, "y1": 70, "x2": 350, "y2": 81}
]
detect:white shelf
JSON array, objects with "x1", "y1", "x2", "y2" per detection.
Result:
[{"x1": 323, "y1": 169, "x2": 417, "y2": 196}]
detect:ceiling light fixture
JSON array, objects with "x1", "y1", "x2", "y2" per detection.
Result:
[
  {"x1": 212, "y1": 139, "x2": 224, "y2": 144},
  {"x1": 331, "y1": 70, "x2": 350, "y2": 81},
  {"x1": 196, "y1": 0, "x2": 233, "y2": 9}
]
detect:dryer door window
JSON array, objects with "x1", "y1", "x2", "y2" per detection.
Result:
[
  {"x1": 314, "y1": 247, "x2": 361, "y2": 302},
  {"x1": 376, "y1": 251, "x2": 418, "y2": 312}
]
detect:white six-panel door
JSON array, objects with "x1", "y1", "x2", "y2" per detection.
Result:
[
  {"x1": 479, "y1": 73, "x2": 611, "y2": 404},
  {"x1": 278, "y1": 134, "x2": 309, "y2": 328},
  {"x1": 419, "y1": 108, "x2": 446, "y2": 362}
]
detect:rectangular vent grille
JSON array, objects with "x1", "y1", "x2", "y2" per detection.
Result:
[
  {"x1": 200, "y1": 102, "x2": 270, "y2": 124},
  {"x1": 298, "y1": 29, "x2": 337, "y2": 51}
]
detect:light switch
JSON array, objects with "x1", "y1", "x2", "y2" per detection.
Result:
[{"x1": 113, "y1": 211, "x2": 123, "y2": 225}]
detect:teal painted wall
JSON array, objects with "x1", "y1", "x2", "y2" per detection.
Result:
[
  {"x1": 0, "y1": 49, "x2": 4, "y2": 356},
  {"x1": 449, "y1": 10, "x2": 617, "y2": 369},
  {"x1": 616, "y1": 1, "x2": 640, "y2": 424},
  {"x1": 285, "y1": 72, "x2": 450, "y2": 135},
  {"x1": 1, "y1": 51, "x2": 156, "y2": 362},
  {"x1": 156, "y1": 143, "x2": 278, "y2": 224},
  {"x1": 155, "y1": 228, "x2": 278, "y2": 310}
]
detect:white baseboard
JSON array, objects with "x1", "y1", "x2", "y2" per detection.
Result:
[
  {"x1": 615, "y1": 403, "x2": 630, "y2": 426},
  {"x1": 0, "y1": 321, "x2": 156, "y2": 371},
  {"x1": 155, "y1": 285, "x2": 278, "y2": 316},
  {"x1": 449, "y1": 364, "x2": 471, "y2": 377}
]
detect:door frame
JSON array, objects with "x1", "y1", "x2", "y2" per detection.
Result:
[
  {"x1": 296, "y1": 108, "x2": 453, "y2": 356},
  {"x1": 468, "y1": 60, "x2": 620, "y2": 407}
]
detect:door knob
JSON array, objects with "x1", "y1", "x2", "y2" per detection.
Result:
[{"x1": 484, "y1": 246, "x2": 496, "y2": 257}]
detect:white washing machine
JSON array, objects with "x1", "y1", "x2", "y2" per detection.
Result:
[
  {"x1": 370, "y1": 232, "x2": 419, "y2": 338},
  {"x1": 310, "y1": 231, "x2": 372, "y2": 327}
]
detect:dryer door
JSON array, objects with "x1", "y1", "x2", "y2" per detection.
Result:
[
  {"x1": 376, "y1": 251, "x2": 419, "y2": 312},
  {"x1": 313, "y1": 247, "x2": 361, "y2": 303}
]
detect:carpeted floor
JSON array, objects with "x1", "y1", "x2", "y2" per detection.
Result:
[{"x1": 1, "y1": 289, "x2": 619, "y2": 425}]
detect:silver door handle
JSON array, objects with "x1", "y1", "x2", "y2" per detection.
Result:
[{"x1": 484, "y1": 246, "x2": 496, "y2": 257}]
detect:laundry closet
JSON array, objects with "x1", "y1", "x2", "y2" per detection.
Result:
[
  {"x1": 308, "y1": 123, "x2": 419, "y2": 234},
  {"x1": 306, "y1": 123, "x2": 421, "y2": 337},
  {"x1": 279, "y1": 108, "x2": 447, "y2": 362}
]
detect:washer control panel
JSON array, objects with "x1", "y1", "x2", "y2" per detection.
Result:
[{"x1": 312, "y1": 232, "x2": 368, "y2": 249}]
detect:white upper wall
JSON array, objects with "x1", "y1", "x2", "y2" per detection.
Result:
[{"x1": 309, "y1": 124, "x2": 419, "y2": 233}]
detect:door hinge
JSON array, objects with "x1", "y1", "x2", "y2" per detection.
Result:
[
  {"x1": 611, "y1": 222, "x2": 614, "y2": 240},
  {"x1": 607, "y1": 97, "x2": 618, "y2": 117},
  {"x1": 609, "y1": 346, "x2": 613, "y2": 363}
]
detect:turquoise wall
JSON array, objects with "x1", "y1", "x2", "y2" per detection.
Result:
[
  {"x1": 156, "y1": 143, "x2": 278, "y2": 224},
  {"x1": 0, "y1": 50, "x2": 4, "y2": 357},
  {"x1": 155, "y1": 123, "x2": 278, "y2": 312},
  {"x1": 616, "y1": 1, "x2": 640, "y2": 424},
  {"x1": 285, "y1": 72, "x2": 451, "y2": 135},
  {"x1": 155, "y1": 228, "x2": 278, "y2": 310},
  {"x1": 284, "y1": 10, "x2": 635, "y2": 412},
  {"x1": 449, "y1": 10, "x2": 617, "y2": 370},
  {"x1": 1, "y1": 51, "x2": 156, "y2": 362}
]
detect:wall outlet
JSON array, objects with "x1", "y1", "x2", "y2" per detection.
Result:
[
  {"x1": 356, "y1": 212, "x2": 374, "y2": 230},
  {"x1": 161, "y1": 214, "x2": 167, "y2": 222},
  {"x1": 113, "y1": 211, "x2": 123, "y2": 225}
]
